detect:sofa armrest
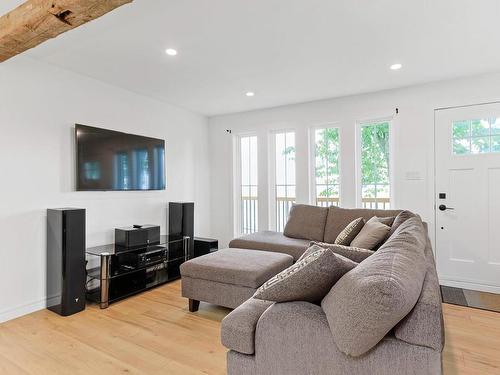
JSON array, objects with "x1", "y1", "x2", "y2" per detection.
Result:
[
  {"x1": 254, "y1": 301, "x2": 443, "y2": 375},
  {"x1": 394, "y1": 237, "x2": 445, "y2": 351},
  {"x1": 221, "y1": 298, "x2": 274, "y2": 355}
]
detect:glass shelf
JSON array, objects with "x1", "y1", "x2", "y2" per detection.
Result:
[
  {"x1": 85, "y1": 235, "x2": 189, "y2": 308},
  {"x1": 86, "y1": 235, "x2": 185, "y2": 256}
]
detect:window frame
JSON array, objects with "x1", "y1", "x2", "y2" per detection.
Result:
[
  {"x1": 355, "y1": 117, "x2": 395, "y2": 209},
  {"x1": 309, "y1": 124, "x2": 342, "y2": 208},
  {"x1": 269, "y1": 128, "x2": 297, "y2": 232},
  {"x1": 451, "y1": 118, "x2": 500, "y2": 156},
  {"x1": 233, "y1": 132, "x2": 259, "y2": 236}
]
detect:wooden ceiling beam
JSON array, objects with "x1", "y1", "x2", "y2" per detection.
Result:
[{"x1": 0, "y1": 0, "x2": 132, "y2": 62}]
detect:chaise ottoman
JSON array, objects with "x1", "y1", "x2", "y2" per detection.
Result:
[{"x1": 180, "y1": 248, "x2": 294, "y2": 311}]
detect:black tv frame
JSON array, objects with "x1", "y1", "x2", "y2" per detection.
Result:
[{"x1": 75, "y1": 124, "x2": 166, "y2": 192}]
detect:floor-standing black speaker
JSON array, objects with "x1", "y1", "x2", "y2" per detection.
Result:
[
  {"x1": 168, "y1": 202, "x2": 194, "y2": 259},
  {"x1": 47, "y1": 208, "x2": 86, "y2": 316}
]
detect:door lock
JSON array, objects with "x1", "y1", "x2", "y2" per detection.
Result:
[{"x1": 438, "y1": 204, "x2": 454, "y2": 211}]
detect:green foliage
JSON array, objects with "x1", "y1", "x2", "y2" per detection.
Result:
[
  {"x1": 315, "y1": 128, "x2": 340, "y2": 198},
  {"x1": 361, "y1": 122, "x2": 390, "y2": 198},
  {"x1": 282, "y1": 124, "x2": 390, "y2": 200}
]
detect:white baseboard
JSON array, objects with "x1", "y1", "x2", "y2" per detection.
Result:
[
  {"x1": 440, "y1": 279, "x2": 500, "y2": 294},
  {"x1": 0, "y1": 299, "x2": 47, "y2": 323}
]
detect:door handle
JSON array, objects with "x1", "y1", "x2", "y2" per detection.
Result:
[{"x1": 438, "y1": 204, "x2": 454, "y2": 211}]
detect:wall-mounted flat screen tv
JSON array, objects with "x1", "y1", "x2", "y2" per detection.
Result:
[{"x1": 75, "y1": 124, "x2": 166, "y2": 191}]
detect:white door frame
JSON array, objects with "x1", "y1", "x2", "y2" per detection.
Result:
[{"x1": 434, "y1": 100, "x2": 500, "y2": 294}]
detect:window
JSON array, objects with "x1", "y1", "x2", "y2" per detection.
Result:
[
  {"x1": 359, "y1": 121, "x2": 391, "y2": 209},
  {"x1": 113, "y1": 152, "x2": 130, "y2": 189},
  {"x1": 239, "y1": 136, "x2": 258, "y2": 234},
  {"x1": 274, "y1": 131, "x2": 296, "y2": 232},
  {"x1": 153, "y1": 146, "x2": 166, "y2": 190},
  {"x1": 83, "y1": 161, "x2": 100, "y2": 181},
  {"x1": 312, "y1": 127, "x2": 340, "y2": 207},
  {"x1": 132, "y1": 149, "x2": 150, "y2": 190},
  {"x1": 452, "y1": 118, "x2": 500, "y2": 155}
]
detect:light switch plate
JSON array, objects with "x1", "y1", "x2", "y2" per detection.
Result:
[{"x1": 405, "y1": 171, "x2": 423, "y2": 180}]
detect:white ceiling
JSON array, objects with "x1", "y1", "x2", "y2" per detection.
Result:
[{"x1": 3, "y1": 0, "x2": 500, "y2": 116}]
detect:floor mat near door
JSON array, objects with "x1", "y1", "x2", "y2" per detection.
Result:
[{"x1": 441, "y1": 285, "x2": 500, "y2": 313}]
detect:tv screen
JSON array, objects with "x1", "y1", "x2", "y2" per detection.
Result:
[{"x1": 75, "y1": 124, "x2": 166, "y2": 191}]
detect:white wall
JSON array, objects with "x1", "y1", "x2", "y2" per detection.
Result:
[
  {"x1": 209, "y1": 72, "x2": 500, "y2": 248},
  {"x1": 0, "y1": 58, "x2": 211, "y2": 322}
]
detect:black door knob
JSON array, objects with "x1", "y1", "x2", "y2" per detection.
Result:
[{"x1": 439, "y1": 204, "x2": 454, "y2": 211}]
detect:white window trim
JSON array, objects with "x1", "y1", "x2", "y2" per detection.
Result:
[
  {"x1": 308, "y1": 124, "x2": 342, "y2": 207},
  {"x1": 233, "y1": 132, "x2": 258, "y2": 237},
  {"x1": 268, "y1": 128, "x2": 296, "y2": 231},
  {"x1": 355, "y1": 116, "x2": 395, "y2": 209}
]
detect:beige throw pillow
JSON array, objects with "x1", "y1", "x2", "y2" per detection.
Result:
[
  {"x1": 311, "y1": 241, "x2": 375, "y2": 263},
  {"x1": 297, "y1": 244, "x2": 324, "y2": 261},
  {"x1": 372, "y1": 216, "x2": 395, "y2": 227},
  {"x1": 334, "y1": 217, "x2": 365, "y2": 246},
  {"x1": 350, "y1": 217, "x2": 391, "y2": 249},
  {"x1": 254, "y1": 246, "x2": 357, "y2": 303}
]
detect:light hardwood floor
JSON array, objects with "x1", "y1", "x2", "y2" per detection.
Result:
[{"x1": 0, "y1": 280, "x2": 498, "y2": 375}]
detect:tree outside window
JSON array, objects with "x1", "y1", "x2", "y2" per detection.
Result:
[
  {"x1": 314, "y1": 128, "x2": 340, "y2": 206},
  {"x1": 360, "y1": 121, "x2": 390, "y2": 209}
]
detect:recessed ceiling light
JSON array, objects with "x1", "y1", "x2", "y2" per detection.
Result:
[
  {"x1": 390, "y1": 63, "x2": 402, "y2": 70},
  {"x1": 165, "y1": 48, "x2": 178, "y2": 56},
  {"x1": 245, "y1": 92, "x2": 255, "y2": 97}
]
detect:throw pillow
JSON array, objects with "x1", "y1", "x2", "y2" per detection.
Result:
[
  {"x1": 311, "y1": 241, "x2": 375, "y2": 263},
  {"x1": 321, "y1": 217, "x2": 427, "y2": 357},
  {"x1": 372, "y1": 216, "x2": 396, "y2": 227},
  {"x1": 350, "y1": 217, "x2": 391, "y2": 249},
  {"x1": 388, "y1": 210, "x2": 416, "y2": 238},
  {"x1": 297, "y1": 244, "x2": 324, "y2": 261},
  {"x1": 254, "y1": 248, "x2": 357, "y2": 303},
  {"x1": 334, "y1": 217, "x2": 365, "y2": 246}
]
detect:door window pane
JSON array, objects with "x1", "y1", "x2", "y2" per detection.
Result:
[
  {"x1": 471, "y1": 137, "x2": 490, "y2": 154},
  {"x1": 452, "y1": 118, "x2": 500, "y2": 155},
  {"x1": 453, "y1": 121, "x2": 470, "y2": 138},
  {"x1": 313, "y1": 128, "x2": 340, "y2": 207},
  {"x1": 491, "y1": 118, "x2": 500, "y2": 135},
  {"x1": 453, "y1": 138, "x2": 470, "y2": 155},
  {"x1": 471, "y1": 119, "x2": 490, "y2": 136},
  {"x1": 491, "y1": 136, "x2": 500, "y2": 153},
  {"x1": 240, "y1": 136, "x2": 258, "y2": 234},
  {"x1": 275, "y1": 131, "x2": 296, "y2": 232},
  {"x1": 360, "y1": 121, "x2": 391, "y2": 209}
]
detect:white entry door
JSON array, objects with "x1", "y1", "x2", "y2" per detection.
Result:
[{"x1": 435, "y1": 103, "x2": 500, "y2": 293}]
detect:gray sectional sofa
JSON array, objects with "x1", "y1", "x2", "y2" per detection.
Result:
[
  {"x1": 221, "y1": 205, "x2": 444, "y2": 375},
  {"x1": 180, "y1": 204, "x2": 444, "y2": 374}
]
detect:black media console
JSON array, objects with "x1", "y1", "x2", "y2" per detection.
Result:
[{"x1": 86, "y1": 235, "x2": 189, "y2": 308}]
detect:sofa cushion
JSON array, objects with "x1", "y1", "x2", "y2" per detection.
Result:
[
  {"x1": 221, "y1": 297, "x2": 274, "y2": 355},
  {"x1": 311, "y1": 241, "x2": 375, "y2": 263},
  {"x1": 321, "y1": 217, "x2": 427, "y2": 357},
  {"x1": 388, "y1": 210, "x2": 416, "y2": 238},
  {"x1": 284, "y1": 204, "x2": 329, "y2": 241},
  {"x1": 394, "y1": 236, "x2": 445, "y2": 351},
  {"x1": 350, "y1": 216, "x2": 391, "y2": 249},
  {"x1": 254, "y1": 246, "x2": 357, "y2": 303},
  {"x1": 334, "y1": 217, "x2": 365, "y2": 245},
  {"x1": 229, "y1": 231, "x2": 310, "y2": 261},
  {"x1": 323, "y1": 206, "x2": 402, "y2": 244},
  {"x1": 180, "y1": 248, "x2": 293, "y2": 289}
]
